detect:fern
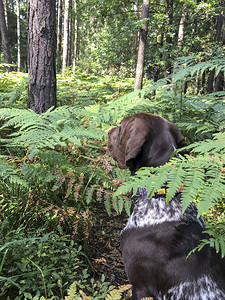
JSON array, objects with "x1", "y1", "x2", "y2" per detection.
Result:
[
  {"x1": 115, "y1": 133, "x2": 225, "y2": 218},
  {"x1": 0, "y1": 106, "x2": 104, "y2": 152},
  {"x1": 187, "y1": 222, "x2": 225, "y2": 259},
  {"x1": 0, "y1": 159, "x2": 27, "y2": 186},
  {"x1": 166, "y1": 163, "x2": 186, "y2": 203},
  {"x1": 65, "y1": 280, "x2": 131, "y2": 300}
]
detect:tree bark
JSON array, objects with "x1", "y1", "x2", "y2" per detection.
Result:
[
  {"x1": 3, "y1": 0, "x2": 8, "y2": 29},
  {"x1": 133, "y1": 2, "x2": 140, "y2": 64},
  {"x1": 177, "y1": 11, "x2": 187, "y2": 49},
  {"x1": 214, "y1": 13, "x2": 224, "y2": 92},
  {"x1": 165, "y1": 0, "x2": 173, "y2": 76},
  {"x1": 0, "y1": 0, "x2": 12, "y2": 72},
  {"x1": 72, "y1": 0, "x2": 78, "y2": 71},
  {"x1": 62, "y1": 0, "x2": 70, "y2": 72},
  {"x1": 67, "y1": 0, "x2": 72, "y2": 67},
  {"x1": 27, "y1": 0, "x2": 56, "y2": 114},
  {"x1": 16, "y1": 0, "x2": 21, "y2": 72},
  {"x1": 134, "y1": 0, "x2": 150, "y2": 91},
  {"x1": 57, "y1": 0, "x2": 63, "y2": 72},
  {"x1": 215, "y1": 71, "x2": 224, "y2": 92},
  {"x1": 207, "y1": 69, "x2": 215, "y2": 93}
]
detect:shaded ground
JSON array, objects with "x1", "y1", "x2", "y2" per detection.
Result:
[{"x1": 88, "y1": 209, "x2": 129, "y2": 287}]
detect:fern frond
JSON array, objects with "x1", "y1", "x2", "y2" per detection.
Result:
[
  {"x1": 0, "y1": 106, "x2": 104, "y2": 152},
  {"x1": 0, "y1": 159, "x2": 27, "y2": 186},
  {"x1": 181, "y1": 167, "x2": 205, "y2": 212},
  {"x1": 188, "y1": 132, "x2": 225, "y2": 154},
  {"x1": 105, "y1": 284, "x2": 132, "y2": 300},
  {"x1": 166, "y1": 162, "x2": 186, "y2": 203},
  {"x1": 187, "y1": 222, "x2": 225, "y2": 259}
]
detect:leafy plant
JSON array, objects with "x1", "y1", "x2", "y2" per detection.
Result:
[
  {"x1": 65, "y1": 275, "x2": 131, "y2": 300},
  {"x1": 0, "y1": 227, "x2": 88, "y2": 299}
]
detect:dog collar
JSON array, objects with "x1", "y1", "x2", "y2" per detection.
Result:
[
  {"x1": 138, "y1": 186, "x2": 167, "y2": 197},
  {"x1": 138, "y1": 184, "x2": 183, "y2": 197}
]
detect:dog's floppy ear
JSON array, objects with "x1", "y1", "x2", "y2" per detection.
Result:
[
  {"x1": 108, "y1": 113, "x2": 188, "y2": 173},
  {"x1": 107, "y1": 126, "x2": 121, "y2": 164},
  {"x1": 107, "y1": 114, "x2": 150, "y2": 170}
]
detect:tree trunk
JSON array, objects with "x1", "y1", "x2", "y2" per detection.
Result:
[
  {"x1": 57, "y1": 0, "x2": 63, "y2": 72},
  {"x1": 215, "y1": 14, "x2": 224, "y2": 41},
  {"x1": 16, "y1": 0, "x2": 21, "y2": 72},
  {"x1": 165, "y1": 0, "x2": 173, "y2": 76},
  {"x1": 215, "y1": 71, "x2": 224, "y2": 92},
  {"x1": 67, "y1": 0, "x2": 72, "y2": 67},
  {"x1": 177, "y1": 11, "x2": 187, "y2": 49},
  {"x1": 207, "y1": 69, "x2": 215, "y2": 94},
  {"x1": 214, "y1": 13, "x2": 224, "y2": 92},
  {"x1": 27, "y1": 0, "x2": 56, "y2": 114},
  {"x1": 134, "y1": 0, "x2": 150, "y2": 91},
  {"x1": 0, "y1": 0, "x2": 12, "y2": 72},
  {"x1": 62, "y1": 0, "x2": 70, "y2": 72},
  {"x1": 3, "y1": 0, "x2": 8, "y2": 29},
  {"x1": 133, "y1": 2, "x2": 140, "y2": 64},
  {"x1": 72, "y1": 0, "x2": 78, "y2": 71}
]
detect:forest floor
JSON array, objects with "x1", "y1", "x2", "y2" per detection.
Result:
[{"x1": 87, "y1": 204, "x2": 129, "y2": 287}]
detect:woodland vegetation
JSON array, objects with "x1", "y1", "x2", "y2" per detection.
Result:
[{"x1": 0, "y1": 0, "x2": 225, "y2": 299}]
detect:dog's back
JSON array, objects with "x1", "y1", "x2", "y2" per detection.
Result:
[{"x1": 121, "y1": 195, "x2": 225, "y2": 299}]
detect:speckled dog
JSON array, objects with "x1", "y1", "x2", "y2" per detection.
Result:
[{"x1": 108, "y1": 113, "x2": 225, "y2": 300}]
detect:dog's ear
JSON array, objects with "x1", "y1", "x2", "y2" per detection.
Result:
[
  {"x1": 107, "y1": 126, "x2": 122, "y2": 164},
  {"x1": 107, "y1": 115, "x2": 149, "y2": 170},
  {"x1": 108, "y1": 113, "x2": 188, "y2": 173}
]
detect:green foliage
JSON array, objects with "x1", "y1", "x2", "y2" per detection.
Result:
[
  {"x1": 187, "y1": 222, "x2": 225, "y2": 259},
  {"x1": 66, "y1": 276, "x2": 131, "y2": 300},
  {"x1": 0, "y1": 72, "x2": 29, "y2": 107},
  {"x1": 0, "y1": 106, "x2": 103, "y2": 150},
  {"x1": 0, "y1": 54, "x2": 225, "y2": 298},
  {"x1": 0, "y1": 223, "x2": 89, "y2": 299},
  {"x1": 0, "y1": 159, "x2": 26, "y2": 186},
  {"x1": 115, "y1": 132, "x2": 225, "y2": 214}
]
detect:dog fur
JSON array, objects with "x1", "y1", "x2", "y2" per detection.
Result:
[{"x1": 108, "y1": 113, "x2": 225, "y2": 300}]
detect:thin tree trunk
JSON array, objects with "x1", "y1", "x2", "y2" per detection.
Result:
[
  {"x1": 57, "y1": 0, "x2": 63, "y2": 72},
  {"x1": 3, "y1": 0, "x2": 8, "y2": 29},
  {"x1": 195, "y1": 69, "x2": 200, "y2": 94},
  {"x1": 0, "y1": 0, "x2": 12, "y2": 72},
  {"x1": 215, "y1": 14, "x2": 224, "y2": 41},
  {"x1": 207, "y1": 69, "x2": 215, "y2": 93},
  {"x1": 214, "y1": 14, "x2": 224, "y2": 91},
  {"x1": 27, "y1": 0, "x2": 56, "y2": 114},
  {"x1": 67, "y1": 0, "x2": 72, "y2": 67},
  {"x1": 177, "y1": 11, "x2": 187, "y2": 49},
  {"x1": 215, "y1": 71, "x2": 224, "y2": 92},
  {"x1": 16, "y1": 0, "x2": 21, "y2": 72},
  {"x1": 62, "y1": 0, "x2": 70, "y2": 72},
  {"x1": 165, "y1": 0, "x2": 173, "y2": 76},
  {"x1": 134, "y1": 0, "x2": 150, "y2": 91},
  {"x1": 133, "y1": 2, "x2": 139, "y2": 63},
  {"x1": 72, "y1": 0, "x2": 78, "y2": 71}
]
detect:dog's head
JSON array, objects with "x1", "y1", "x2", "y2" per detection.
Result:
[{"x1": 108, "y1": 113, "x2": 188, "y2": 174}]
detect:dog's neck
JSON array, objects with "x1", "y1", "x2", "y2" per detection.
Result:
[{"x1": 122, "y1": 194, "x2": 205, "y2": 233}]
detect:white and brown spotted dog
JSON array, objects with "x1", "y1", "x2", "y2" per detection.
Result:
[{"x1": 108, "y1": 113, "x2": 225, "y2": 300}]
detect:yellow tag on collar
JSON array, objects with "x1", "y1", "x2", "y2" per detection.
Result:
[{"x1": 157, "y1": 188, "x2": 166, "y2": 195}]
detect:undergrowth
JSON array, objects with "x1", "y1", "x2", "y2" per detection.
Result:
[{"x1": 0, "y1": 56, "x2": 225, "y2": 298}]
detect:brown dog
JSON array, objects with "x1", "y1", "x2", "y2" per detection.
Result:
[{"x1": 108, "y1": 113, "x2": 225, "y2": 300}]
